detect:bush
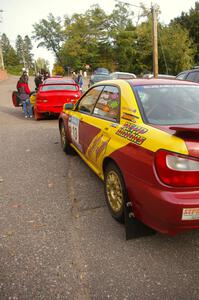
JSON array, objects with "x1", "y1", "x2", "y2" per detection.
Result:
[
  {"x1": 6, "y1": 65, "x2": 35, "y2": 76},
  {"x1": 6, "y1": 65, "x2": 24, "y2": 75},
  {"x1": 52, "y1": 65, "x2": 64, "y2": 76}
]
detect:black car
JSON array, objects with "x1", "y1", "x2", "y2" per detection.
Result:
[
  {"x1": 176, "y1": 67, "x2": 199, "y2": 83},
  {"x1": 88, "y1": 73, "x2": 110, "y2": 87},
  {"x1": 94, "y1": 67, "x2": 109, "y2": 75}
]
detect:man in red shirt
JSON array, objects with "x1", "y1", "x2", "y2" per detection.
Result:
[{"x1": 17, "y1": 75, "x2": 33, "y2": 118}]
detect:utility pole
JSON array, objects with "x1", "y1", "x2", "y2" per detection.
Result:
[
  {"x1": 152, "y1": 5, "x2": 158, "y2": 78},
  {"x1": 0, "y1": 9, "x2": 4, "y2": 70}
]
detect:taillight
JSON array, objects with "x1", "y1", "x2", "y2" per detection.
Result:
[
  {"x1": 155, "y1": 150, "x2": 199, "y2": 187},
  {"x1": 37, "y1": 99, "x2": 48, "y2": 103}
]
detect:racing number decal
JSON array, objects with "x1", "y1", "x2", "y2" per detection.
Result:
[
  {"x1": 69, "y1": 116, "x2": 80, "y2": 145},
  {"x1": 71, "y1": 124, "x2": 79, "y2": 143}
]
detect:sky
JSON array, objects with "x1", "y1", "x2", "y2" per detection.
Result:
[{"x1": 0, "y1": 0, "x2": 198, "y2": 71}]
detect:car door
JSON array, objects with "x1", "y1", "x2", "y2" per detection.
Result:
[
  {"x1": 69, "y1": 85, "x2": 104, "y2": 153},
  {"x1": 79, "y1": 85, "x2": 121, "y2": 174}
]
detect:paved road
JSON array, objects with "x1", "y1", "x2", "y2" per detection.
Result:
[{"x1": 0, "y1": 76, "x2": 199, "y2": 300}]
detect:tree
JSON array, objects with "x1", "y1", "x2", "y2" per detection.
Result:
[
  {"x1": 59, "y1": 5, "x2": 111, "y2": 70},
  {"x1": 59, "y1": 3, "x2": 135, "y2": 71},
  {"x1": 30, "y1": 2, "x2": 196, "y2": 75},
  {"x1": 15, "y1": 35, "x2": 26, "y2": 67},
  {"x1": 158, "y1": 23, "x2": 195, "y2": 74},
  {"x1": 1, "y1": 33, "x2": 19, "y2": 66},
  {"x1": 52, "y1": 64, "x2": 64, "y2": 75},
  {"x1": 113, "y1": 25, "x2": 137, "y2": 72},
  {"x1": 23, "y1": 35, "x2": 33, "y2": 70},
  {"x1": 32, "y1": 13, "x2": 65, "y2": 64},
  {"x1": 15, "y1": 34, "x2": 33, "y2": 71},
  {"x1": 171, "y1": 1, "x2": 199, "y2": 63},
  {"x1": 133, "y1": 19, "x2": 154, "y2": 74},
  {"x1": 108, "y1": 1, "x2": 134, "y2": 37},
  {"x1": 35, "y1": 57, "x2": 49, "y2": 73}
]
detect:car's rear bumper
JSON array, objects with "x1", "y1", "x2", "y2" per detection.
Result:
[
  {"x1": 126, "y1": 174, "x2": 199, "y2": 236},
  {"x1": 35, "y1": 104, "x2": 63, "y2": 114}
]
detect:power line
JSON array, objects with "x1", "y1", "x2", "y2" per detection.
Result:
[{"x1": 115, "y1": 0, "x2": 142, "y2": 9}]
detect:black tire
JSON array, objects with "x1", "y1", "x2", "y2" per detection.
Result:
[
  {"x1": 60, "y1": 121, "x2": 71, "y2": 153},
  {"x1": 34, "y1": 107, "x2": 43, "y2": 120},
  {"x1": 104, "y1": 162, "x2": 127, "y2": 223}
]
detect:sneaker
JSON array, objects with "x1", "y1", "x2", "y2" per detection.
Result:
[
  {"x1": 29, "y1": 115, "x2": 33, "y2": 118},
  {"x1": 25, "y1": 116, "x2": 28, "y2": 118}
]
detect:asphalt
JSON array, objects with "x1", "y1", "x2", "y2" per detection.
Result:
[{"x1": 0, "y1": 75, "x2": 199, "y2": 300}]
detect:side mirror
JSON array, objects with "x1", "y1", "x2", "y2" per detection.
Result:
[{"x1": 64, "y1": 103, "x2": 75, "y2": 110}]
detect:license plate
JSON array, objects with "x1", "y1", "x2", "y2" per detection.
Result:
[{"x1": 182, "y1": 208, "x2": 199, "y2": 220}]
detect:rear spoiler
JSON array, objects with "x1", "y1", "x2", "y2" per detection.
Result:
[
  {"x1": 169, "y1": 126, "x2": 199, "y2": 133},
  {"x1": 169, "y1": 125, "x2": 199, "y2": 139}
]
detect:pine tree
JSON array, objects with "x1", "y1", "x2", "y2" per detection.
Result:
[{"x1": 1, "y1": 33, "x2": 19, "y2": 66}]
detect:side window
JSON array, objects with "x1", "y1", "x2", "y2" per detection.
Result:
[
  {"x1": 186, "y1": 72, "x2": 197, "y2": 82},
  {"x1": 176, "y1": 73, "x2": 187, "y2": 80},
  {"x1": 93, "y1": 86, "x2": 120, "y2": 121},
  {"x1": 193, "y1": 72, "x2": 199, "y2": 83},
  {"x1": 78, "y1": 86, "x2": 104, "y2": 113}
]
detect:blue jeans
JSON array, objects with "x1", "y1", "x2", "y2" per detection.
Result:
[{"x1": 22, "y1": 98, "x2": 33, "y2": 117}]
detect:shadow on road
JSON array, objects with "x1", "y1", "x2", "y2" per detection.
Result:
[{"x1": 0, "y1": 105, "x2": 59, "y2": 121}]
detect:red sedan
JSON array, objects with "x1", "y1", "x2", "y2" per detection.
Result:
[{"x1": 34, "y1": 79, "x2": 81, "y2": 120}]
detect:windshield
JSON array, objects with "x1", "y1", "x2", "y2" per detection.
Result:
[
  {"x1": 41, "y1": 84, "x2": 78, "y2": 91},
  {"x1": 133, "y1": 85, "x2": 199, "y2": 125}
]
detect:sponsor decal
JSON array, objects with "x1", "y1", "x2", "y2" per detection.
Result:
[
  {"x1": 122, "y1": 113, "x2": 139, "y2": 123},
  {"x1": 116, "y1": 122, "x2": 148, "y2": 145},
  {"x1": 86, "y1": 133, "x2": 110, "y2": 162},
  {"x1": 123, "y1": 107, "x2": 137, "y2": 113},
  {"x1": 182, "y1": 208, "x2": 199, "y2": 220}
]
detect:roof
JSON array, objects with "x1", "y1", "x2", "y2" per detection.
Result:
[
  {"x1": 111, "y1": 72, "x2": 135, "y2": 75},
  {"x1": 143, "y1": 74, "x2": 175, "y2": 79},
  {"x1": 44, "y1": 78, "x2": 76, "y2": 85},
  {"x1": 127, "y1": 78, "x2": 199, "y2": 86}
]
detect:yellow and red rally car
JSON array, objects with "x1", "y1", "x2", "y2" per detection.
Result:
[{"x1": 59, "y1": 79, "x2": 199, "y2": 238}]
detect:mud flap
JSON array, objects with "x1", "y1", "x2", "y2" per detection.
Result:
[{"x1": 124, "y1": 202, "x2": 156, "y2": 240}]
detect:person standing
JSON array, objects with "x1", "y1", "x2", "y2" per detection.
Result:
[
  {"x1": 77, "y1": 72, "x2": 84, "y2": 93},
  {"x1": 72, "y1": 71, "x2": 78, "y2": 83},
  {"x1": 34, "y1": 73, "x2": 43, "y2": 90},
  {"x1": 18, "y1": 75, "x2": 33, "y2": 118}
]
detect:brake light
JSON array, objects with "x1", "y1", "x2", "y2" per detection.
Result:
[
  {"x1": 155, "y1": 150, "x2": 199, "y2": 187},
  {"x1": 37, "y1": 99, "x2": 48, "y2": 103}
]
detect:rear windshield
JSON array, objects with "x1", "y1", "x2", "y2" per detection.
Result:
[
  {"x1": 133, "y1": 85, "x2": 199, "y2": 125},
  {"x1": 41, "y1": 84, "x2": 78, "y2": 91}
]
